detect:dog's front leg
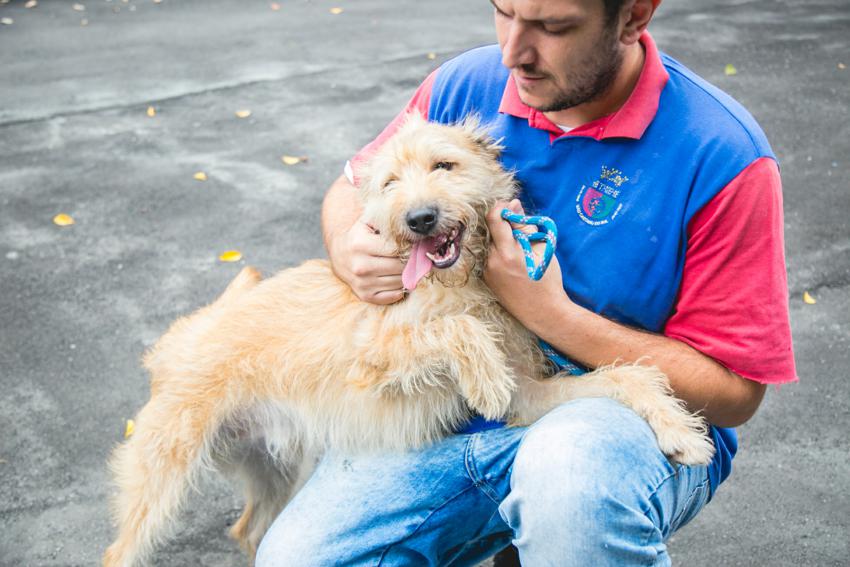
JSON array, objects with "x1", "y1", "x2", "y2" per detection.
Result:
[
  {"x1": 442, "y1": 316, "x2": 518, "y2": 421},
  {"x1": 509, "y1": 365, "x2": 715, "y2": 465},
  {"x1": 349, "y1": 316, "x2": 516, "y2": 420}
]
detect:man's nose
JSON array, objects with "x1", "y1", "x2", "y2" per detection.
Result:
[{"x1": 501, "y1": 21, "x2": 535, "y2": 69}]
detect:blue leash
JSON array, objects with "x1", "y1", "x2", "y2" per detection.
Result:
[
  {"x1": 500, "y1": 210, "x2": 557, "y2": 281},
  {"x1": 501, "y1": 208, "x2": 586, "y2": 376}
]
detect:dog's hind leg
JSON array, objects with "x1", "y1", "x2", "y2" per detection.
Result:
[
  {"x1": 222, "y1": 441, "x2": 306, "y2": 560},
  {"x1": 103, "y1": 392, "x2": 232, "y2": 567},
  {"x1": 510, "y1": 364, "x2": 715, "y2": 466}
]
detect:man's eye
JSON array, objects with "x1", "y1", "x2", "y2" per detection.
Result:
[
  {"x1": 434, "y1": 161, "x2": 455, "y2": 171},
  {"x1": 542, "y1": 24, "x2": 572, "y2": 35}
]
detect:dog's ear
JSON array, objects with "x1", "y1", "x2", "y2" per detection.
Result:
[{"x1": 457, "y1": 114, "x2": 503, "y2": 160}]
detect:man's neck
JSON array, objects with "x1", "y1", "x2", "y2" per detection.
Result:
[{"x1": 543, "y1": 41, "x2": 646, "y2": 129}]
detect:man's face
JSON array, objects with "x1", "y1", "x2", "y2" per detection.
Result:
[{"x1": 492, "y1": 0, "x2": 624, "y2": 113}]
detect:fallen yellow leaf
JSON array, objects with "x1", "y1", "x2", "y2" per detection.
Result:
[
  {"x1": 146, "y1": 106, "x2": 156, "y2": 118},
  {"x1": 427, "y1": 52, "x2": 436, "y2": 60},
  {"x1": 124, "y1": 419, "x2": 135, "y2": 438},
  {"x1": 724, "y1": 64, "x2": 737, "y2": 76},
  {"x1": 803, "y1": 291, "x2": 817, "y2": 305},
  {"x1": 193, "y1": 172, "x2": 208, "y2": 181},
  {"x1": 281, "y1": 155, "x2": 304, "y2": 166},
  {"x1": 235, "y1": 109, "x2": 252, "y2": 119},
  {"x1": 53, "y1": 213, "x2": 75, "y2": 226},
  {"x1": 329, "y1": 7, "x2": 343, "y2": 14},
  {"x1": 219, "y1": 250, "x2": 243, "y2": 263}
]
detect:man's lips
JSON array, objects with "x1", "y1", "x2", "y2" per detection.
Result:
[{"x1": 514, "y1": 71, "x2": 547, "y2": 88}]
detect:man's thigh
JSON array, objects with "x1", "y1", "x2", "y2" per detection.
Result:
[
  {"x1": 256, "y1": 398, "x2": 712, "y2": 566},
  {"x1": 256, "y1": 426, "x2": 524, "y2": 567}
]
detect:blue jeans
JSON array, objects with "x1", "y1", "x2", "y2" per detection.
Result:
[{"x1": 256, "y1": 398, "x2": 712, "y2": 566}]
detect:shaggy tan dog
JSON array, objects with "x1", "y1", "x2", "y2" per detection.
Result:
[{"x1": 103, "y1": 115, "x2": 714, "y2": 566}]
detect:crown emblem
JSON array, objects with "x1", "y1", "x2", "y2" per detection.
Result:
[{"x1": 600, "y1": 165, "x2": 629, "y2": 188}]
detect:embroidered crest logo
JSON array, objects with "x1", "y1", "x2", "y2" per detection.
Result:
[{"x1": 576, "y1": 165, "x2": 629, "y2": 226}]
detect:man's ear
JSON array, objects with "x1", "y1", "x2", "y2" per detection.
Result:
[{"x1": 619, "y1": 0, "x2": 658, "y2": 45}]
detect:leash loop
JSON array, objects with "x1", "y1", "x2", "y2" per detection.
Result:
[{"x1": 499, "y1": 209, "x2": 557, "y2": 281}]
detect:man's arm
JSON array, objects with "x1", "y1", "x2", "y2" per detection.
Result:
[
  {"x1": 321, "y1": 175, "x2": 405, "y2": 305},
  {"x1": 484, "y1": 200, "x2": 767, "y2": 428}
]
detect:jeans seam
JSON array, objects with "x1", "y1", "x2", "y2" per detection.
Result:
[
  {"x1": 638, "y1": 465, "x2": 710, "y2": 565},
  {"x1": 638, "y1": 467, "x2": 681, "y2": 564},
  {"x1": 463, "y1": 433, "x2": 501, "y2": 504},
  {"x1": 375, "y1": 483, "x2": 481, "y2": 567},
  {"x1": 670, "y1": 476, "x2": 710, "y2": 532}
]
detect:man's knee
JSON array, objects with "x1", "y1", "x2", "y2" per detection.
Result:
[
  {"x1": 506, "y1": 398, "x2": 672, "y2": 516},
  {"x1": 255, "y1": 511, "x2": 308, "y2": 567}
]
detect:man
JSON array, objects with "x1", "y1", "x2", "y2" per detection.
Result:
[{"x1": 257, "y1": 0, "x2": 797, "y2": 564}]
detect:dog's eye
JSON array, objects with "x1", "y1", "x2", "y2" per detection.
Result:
[
  {"x1": 382, "y1": 176, "x2": 398, "y2": 190},
  {"x1": 434, "y1": 161, "x2": 455, "y2": 171}
]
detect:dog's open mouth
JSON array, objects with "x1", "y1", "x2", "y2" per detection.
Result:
[
  {"x1": 402, "y1": 224, "x2": 465, "y2": 290},
  {"x1": 424, "y1": 225, "x2": 464, "y2": 268}
]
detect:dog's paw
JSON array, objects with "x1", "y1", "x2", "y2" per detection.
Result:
[
  {"x1": 466, "y1": 376, "x2": 515, "y2": 421},
  {"x1": 655, "y1": 418, "x2": 715, "y2": 466}
]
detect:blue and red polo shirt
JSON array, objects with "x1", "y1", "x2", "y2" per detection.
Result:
[{"x1": 347, "y1": 32, "x2": 797, "y2": 493}]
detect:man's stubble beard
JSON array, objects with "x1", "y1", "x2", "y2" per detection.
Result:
[{"x1": 532, "y1": 26, "x2": 623, "y2": 113}]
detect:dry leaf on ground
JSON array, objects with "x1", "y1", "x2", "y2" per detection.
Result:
[
  {"x1": 281, "y1": 155, "x2": 307, "y2": 166},
  {"x1": 803, "y1": 291, "x2": 817, "y2": 305},
  {"x1": 193, "y1": 172, "x2": 208, "y2": 181},
  {"x1": 53, "y1": 213, "x2": 75, "y2": 226},
  {"x1": 219, "y1": 250, "x2": 243, "y2": 263}
]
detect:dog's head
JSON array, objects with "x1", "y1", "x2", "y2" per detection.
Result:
[{"x1": 358, "y1": 113, "x2": 516, "y2": 289}]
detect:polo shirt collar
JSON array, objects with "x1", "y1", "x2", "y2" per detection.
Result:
[{"x1": 497, "y1": 31, "x2": 669, "y2": 141}]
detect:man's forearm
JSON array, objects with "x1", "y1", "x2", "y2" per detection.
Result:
[
  {"x1": 321, "y1": 174, "x2": 362, "y2": 254},
  {"x1": 530, "y1": 300, "x2": 766, "y2": 428}
]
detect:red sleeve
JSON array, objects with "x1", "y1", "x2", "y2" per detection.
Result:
[
  {"x1": 345, "y1": 70, "x2": 438, "y2": 187},
  {"x1": 664, "y1": 157, "x2": 798, "y2": 385}
]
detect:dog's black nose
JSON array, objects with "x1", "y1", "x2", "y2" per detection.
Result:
[{"x1": 406, "y1": 207, "x2": 439, "y2": 235}]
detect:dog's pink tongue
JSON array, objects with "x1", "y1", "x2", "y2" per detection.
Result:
[{"x1": 402, "y1": 241, "x2": 433, "y2": 290}]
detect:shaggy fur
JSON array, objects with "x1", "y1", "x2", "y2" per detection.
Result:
[{"x1": 103, "y1": 114, "x2": 714, "y2": 566}]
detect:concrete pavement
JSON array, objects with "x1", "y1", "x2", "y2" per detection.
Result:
[{"x1": 1, "y1": 0, "x2": 848, "y2": 565}]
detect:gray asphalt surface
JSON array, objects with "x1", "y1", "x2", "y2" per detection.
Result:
[{"x1": 1, "y1": 0, "x2": 848, "y2": 565}]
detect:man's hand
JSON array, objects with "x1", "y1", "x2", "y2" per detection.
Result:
[
  {"x1": 484, "y1": 199, "x2": 571, "y2": 331},
  {"x1": 322, "y1": 175, "x2": 405, "y2": 305},
  {"x1": 328, "y1": 220, "x2": 405, "y2": 305}
]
